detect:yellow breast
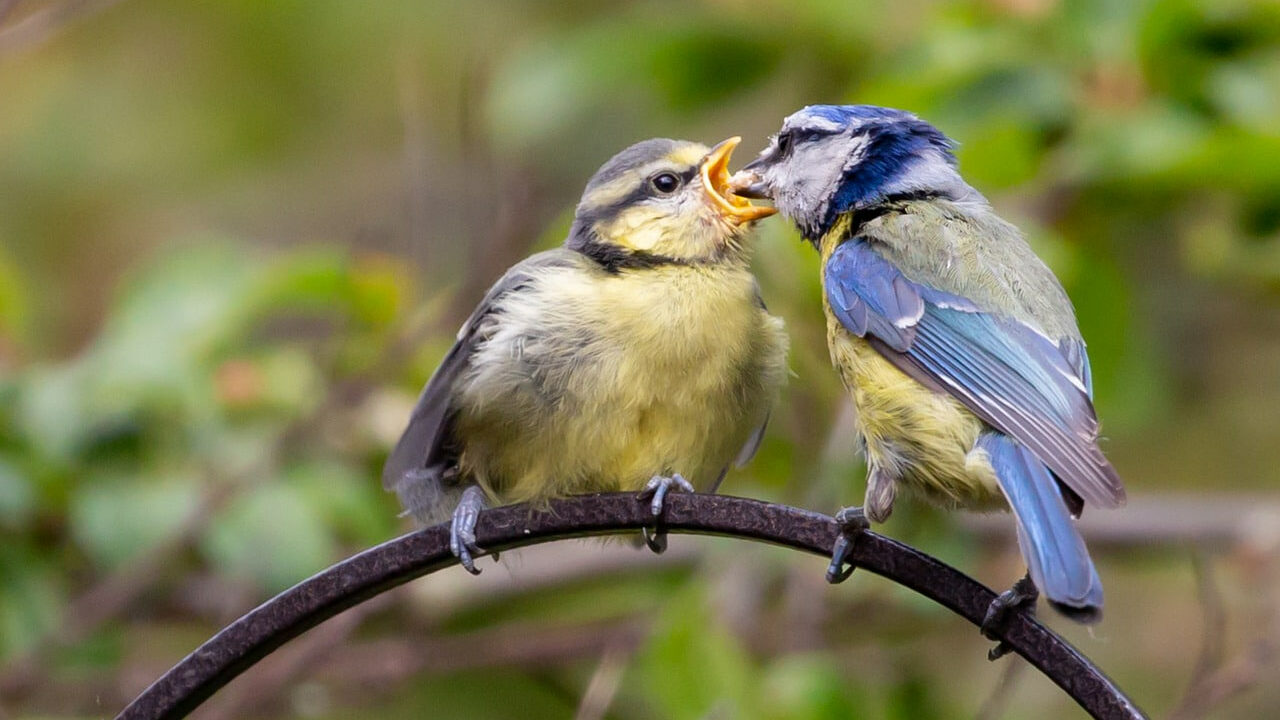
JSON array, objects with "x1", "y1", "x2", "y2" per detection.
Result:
[
  {"x1": 457, "y1": 261, "x2": 788, "y2": 507},
  {"x1": 820, "y1": 238, "x2": 1002, "y2": 509}
]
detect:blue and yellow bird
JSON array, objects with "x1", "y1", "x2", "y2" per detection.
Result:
[
  {"x1": 731, "y1": 105, "x2": 1125, "y2": 649},
  {"x1": 384, "y1": 137, "x2": 788, "y2": 573}
]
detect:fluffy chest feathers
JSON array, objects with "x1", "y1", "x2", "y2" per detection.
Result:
[
  {"x1": 455, "y1": 259, "x2": 786, "y2": 503},
  {"x1": 589, "y1": 264, "x2": 764, "y2": 382}
]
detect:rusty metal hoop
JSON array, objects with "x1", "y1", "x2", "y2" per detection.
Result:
[{"x1": 115, "y1": 493, "x2": 1147, "y2": 720}]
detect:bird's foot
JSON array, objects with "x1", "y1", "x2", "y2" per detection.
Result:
[
  {"x1": 826, "y1": 506, "x2": 870, "y2": 584},
  {"x1": 636, "y1": 474, "x2": 695, "y2": 554},
  {"x1": 450, "y1": 485, "x2": 492, "y2": 575},
  {"x1": 981, "y1": 574, "x2": 1039, "y2": 660}
]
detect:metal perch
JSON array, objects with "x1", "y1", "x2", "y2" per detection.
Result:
[{"x1": 114, "y1": 492, "x2": 1147, "y2": 720}]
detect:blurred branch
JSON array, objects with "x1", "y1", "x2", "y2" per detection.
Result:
[
  {"x1": 114, "y1": 493, "x2": 1146, "y2": 720},
  {"x1": 960, "y1": 494, "x2": 1280, "y2": 551},
  {"x1": 574, "y1": 640, "x2": 632, "y2": 720},
  {"x1": 196, "y1": 595, "x2": 391, "y2": 720},
  {"x1": 0, "y1": 0, "x2": 127, "y2": 56},
  {"x1": 1168, "y1": 551, "x2": 1280, "y2": 720},
  {"x1": 0, "y1": 476, "x2": 244, "y2": 700},
  {"x1": 317, "y1": 617, "x2": 649, "y2": 689},
  {"x1": 974, "y1": 658, "x2": 1026, "y2": 720},
  {"x1": 397, "y1": 47, "x2": 432, "y2": 270},
  {"x1": 0, "y1": 0, "x2": 20, "y2": 24},
  {"x1": 1186, "y1": 553, "x2": 1227, "y2": 692}
]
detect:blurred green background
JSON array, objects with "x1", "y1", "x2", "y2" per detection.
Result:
[{"x1": 2, "y1": 0, "x2": 1280, "y2": 718}]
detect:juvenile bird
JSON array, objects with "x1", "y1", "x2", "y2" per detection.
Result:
[
  {"x1": 384, "y1": 137, "x2": 788, "y2": 573},
  {"x1": 731, "y1": 105, "x2": 1124, "y2": 653}
]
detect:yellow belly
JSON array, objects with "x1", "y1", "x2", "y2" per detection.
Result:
[
  {"x1": 455, "y1": 262, "x2": 788, "y2": 508},
  {"x1": 826, "y1": 315, "x2": 1004, "y2": 509}
]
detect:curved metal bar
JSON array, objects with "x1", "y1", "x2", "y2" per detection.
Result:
[{"x1": 115, "y1": 493, "x2": 1147, "y2": 720}]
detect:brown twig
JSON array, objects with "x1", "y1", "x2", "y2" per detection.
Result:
[
  {"x1": 574, "y1": 638, "x2": 634, "y2": 720},
  {"x1": 314, "y1": 617, "x2": 650, "y2": 688},
  {"x1": 0, "y1": 0, "x2": 127, "y2": 56},
  {"x1": 0, "y1": 477, "x2": 243, "y2": 700},
  {"x1": 974, "y1": 657, "x2": 1025, "y2": 720},
  {"x1": 1167, "y1": 550, "x2": 1280, "y2": 720},
  {"x1": 194, "y1": 595, "x2": 389, "y2": 720},
  {"x1": 1185, "y1": 553, "x2": 1227, "y2": 695},
  {"x1": 959, "y1": 494, "x2": 1280, "y2": 551},
  {"x1": 0, "y1": 0, "x2": 22, "y2": 25}
]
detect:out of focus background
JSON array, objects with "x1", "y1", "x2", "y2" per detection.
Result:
[{"x1": 1, "y1": 0, "x2": 1279, "y2": 717}]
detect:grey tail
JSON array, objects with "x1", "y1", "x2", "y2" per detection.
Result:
[
  {"x1": 387, "y1": 465, "x2": 464, "y2": 526},
  {"x1": 978, "y1": 432, "x2": 1103, "y2": 623}
]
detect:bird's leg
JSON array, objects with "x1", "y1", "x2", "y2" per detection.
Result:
[
  {"x1": 863, "y1": 465, "x2": 897, "y2": 524},
  {"x1": 980, "y1": 573, "x2": 1039, "y2": 660},
  {"x1": 450, "y1": 485, "x2": 491, "y2": 575},
  {"x1": 826, "y1": 506, "x2": 870, "y2": 583},
  {"x1": 636, "y1": 473, "x2": 695, "y2": 554}
]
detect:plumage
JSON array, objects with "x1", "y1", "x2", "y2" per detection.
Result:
[
  {"x1": 823, "y1": 236, "x2": 1122, "y2": 509},
  {"x1": 977, "y1": 432, "x2": 1102, "y2": 620},
  {"x1": 384, "y1": 138, "x2": 787, "y2": 570},
  {"x1": 734, "y1": 104, "x2": 1124, "y2": 623}
]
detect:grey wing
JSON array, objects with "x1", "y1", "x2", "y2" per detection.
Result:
[{"x1": 381, "y1": 249, "x2": 580, "y2": 523}]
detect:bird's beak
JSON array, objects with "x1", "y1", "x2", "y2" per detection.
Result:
[
  {"x1": 701, "y1": 137, "x2": 777, "y2": 224},
  {"x1": 726, "y1": 165, "x2": 772, "y2": 200}
]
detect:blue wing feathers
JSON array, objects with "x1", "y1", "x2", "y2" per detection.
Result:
[
  {"x1": 825, "y1": 239, "x2": 1123, "y2": 509},
  {"x1": 826, "y1": 239, "x2": 922, "y2": 352}
]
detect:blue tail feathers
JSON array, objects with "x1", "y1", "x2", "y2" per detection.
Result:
[{"x1": 978, "y1": 432, "x2": 1103, "y2": 623}]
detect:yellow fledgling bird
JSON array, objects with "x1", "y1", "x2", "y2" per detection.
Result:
[{"x1": 383, "y1": 137, "x2": 789, "y2": 572}]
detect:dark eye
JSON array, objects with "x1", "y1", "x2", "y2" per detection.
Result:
[
  {"x1": 650, "y1": 172, "x2": 681, "y2": 194},
  {"x1": 776, "y1": 131, "x2": 793, "y2": 155}
]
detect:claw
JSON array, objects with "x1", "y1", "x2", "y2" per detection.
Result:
[
  {"x1": 981, "y1": 574, "x2": 1039, "y2": 660},
  {"x1": 450, "y1": 485, "x2": 490, "y2": 575},
  {"x1": 636, "y1": 474, "x2": 694, "y2": 554},
  {"x1": 641, "y1": 525, "x2": 668, "y2": 554},
  {"x1": 826, "y1": 506, "x2": 870, "y2": 584}
]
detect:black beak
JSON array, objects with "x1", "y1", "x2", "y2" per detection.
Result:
[{"x1": 727, "y1": 165, "x2": 772, "y2": 200}]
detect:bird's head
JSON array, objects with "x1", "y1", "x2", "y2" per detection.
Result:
[
  {"x1": 730, "y1": 105, "x2": 970, "y2": 243},
  {"x1": 567, "y1": 138, "x2": 775, "y2": 269}
]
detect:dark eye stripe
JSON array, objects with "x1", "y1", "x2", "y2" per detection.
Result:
[
  {"x1": 787, "y1": 126, "x2": 837, "y2": 143},
  {"x1": 575, "y1": 165, "x2": 700, "y2": 227}
]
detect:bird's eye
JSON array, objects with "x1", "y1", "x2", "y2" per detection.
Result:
[
  {"x1": 776, "y1": 131, "x2": 793, "y2": 155},
  {"x1": 650, "y1": 172, "x2": 681, "y2": 194}
]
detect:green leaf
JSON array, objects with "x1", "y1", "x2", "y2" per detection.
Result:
[
  {"x1": 633, "y1": 583, "x2": 757, "y2": 720},
  {"x1": 69, "y1": 474, "x2": 200, "y2": 569},
  {"x1": 0, "y1": 457, "x2": 35, "y2": 528},
  {"x1": 0, "y1": 543, "x2": 62, "y2": 659},
  {"x1": 202, "y1": 481, "x2": 336, "y2": 592}
]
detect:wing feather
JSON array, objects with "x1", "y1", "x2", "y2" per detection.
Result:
[
  {"x1": 381, "y1": 250, "x2": 580, "y2": 519},
  {"x1": 826, "y1": 239, "x2": 1124, "y2": 508}
]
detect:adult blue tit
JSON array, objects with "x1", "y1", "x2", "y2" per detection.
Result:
[
  {"x1": 731, "y1": 105, "x2": 1124, "y2": 654},
  {"x1": 384, "y1": 137, "x2": 788, "y2": 573}
]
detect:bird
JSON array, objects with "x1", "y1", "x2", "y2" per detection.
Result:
[
  {"x1": 730, "y1": 105, "x2": 1125, "y2": 656},
  {"x1": 383, "y1": 137, "x2": 788, "y2": 574}
]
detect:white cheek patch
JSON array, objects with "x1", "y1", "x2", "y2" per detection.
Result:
[{"x1": 769, "y1": 133, "x2": 867, "y2": 223}]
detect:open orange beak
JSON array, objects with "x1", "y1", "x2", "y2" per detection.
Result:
[{"x1": 701, "y1": 137, "x2": 777, "y2": 225}]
